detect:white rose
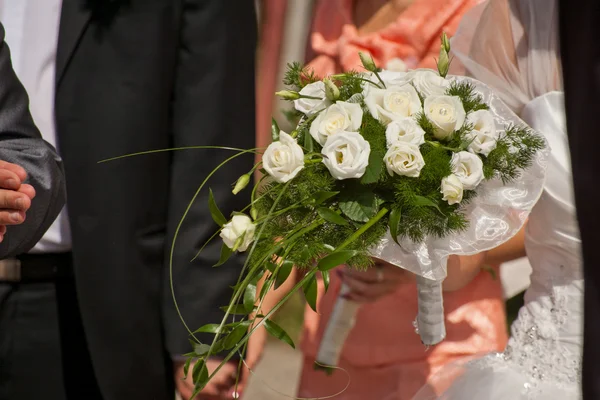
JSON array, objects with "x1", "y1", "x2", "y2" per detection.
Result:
[
  {"x1": 424, "y1": 95, "x2": 466, "y2": 140},
  {"x1": 263, "y1": 131, "x2": 305, "y2": 183},
  {"x1": 385, "y1": 118, "x2": 426, "y2": 146},
  {"x1": 362, "y1": 70, "x2": 408, "y2": 89},
  {"x1": 310, "y1": 101, "x2": 363, "y2": 145},
  {"x1": 364, "y1": 84, "x2": 421, "y2": 125},
  {"x1": 220, "y1": 214, "x2": 256, "y2": 252},
  {"x1": 321, "y1": 131, "x2": 371, "y2": 180},
  {"x1": 384, "y1": 142, "x2": 425, "y2": 178},
  {"x1": 385, "y1": 58, "x2": 408, "y2": 72},
  {"x1": 407, "y1": 69, "x2": 449, "y2": 97},
  {"x1": 451, "y1": 151, "x2": 484, "y2": 190},
  {"x1": 465, "y1": 109, "x2": 499, "y2": 156},
  {"x1": 440, "y1": 174, "x2": 464, "y2": 205},
  {"x1": 293, "y1": 81, "x2": 330, "y2": 116}
]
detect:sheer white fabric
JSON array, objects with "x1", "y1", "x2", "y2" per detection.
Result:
[{"x1": 410, "y1": 0, "x2": 584, "y2": 399}]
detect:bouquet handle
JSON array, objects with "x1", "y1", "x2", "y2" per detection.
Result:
[
  {"x1": 415, "y1": 276, "x2": 446, "y2": 345},
  {"x1": 315, "y1": 282, "x2": 361, "y2": 367}
]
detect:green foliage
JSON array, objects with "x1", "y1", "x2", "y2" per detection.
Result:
[
  {"x1": 335, "y1": 70, "x2": 370, "y2": 101},
  {"x1": 483, "y1": 124, "x2": 545, "y2": 183},
  {"x1": 282, "y1": 61, "x2": 318, "y2": 90},
  {"x1": 446, "y1": 81, "x2": 489, "y2": 113}
]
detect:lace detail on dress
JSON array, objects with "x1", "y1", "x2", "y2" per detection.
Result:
[{"x1": 467, "y1": 264, "x2": 583, "y2": 398}]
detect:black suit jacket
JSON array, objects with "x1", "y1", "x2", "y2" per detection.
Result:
[
  {"x1": 55, "y1": 1, "x2": 256, "y2": 398},
  {"x1": 559, "y1": 1, "x2": 600, "y2": 398},
  {"x1": 0, "y1": 25, "x2": 66, "y2": 258}
]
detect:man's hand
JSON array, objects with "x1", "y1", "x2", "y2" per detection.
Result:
[
  {"x1": 175, "y1": 358, "x2": 240, "y2": 400},
  {"x1": 0, "y1": 161, "x2": 36, "y2": 240}
]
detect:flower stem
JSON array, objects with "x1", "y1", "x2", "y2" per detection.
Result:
[
  {"x1": 337, "y1": 207, "x2": 389, "y2": 251},
  {"x1": 373, "y1": 70, "x2": 387, "y2": 89},
  {"x1": 426, "y1": 140, "x2": 460, "y2": 152}
]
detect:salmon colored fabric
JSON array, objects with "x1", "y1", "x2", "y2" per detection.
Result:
[
  {"x1": 298, "y1": 269, "x2": 507, "y2": 399},
  {"x1": 307, "y1": 0, "x2": 483, "y2": 75},
  {"x1": 296, "y1": 1, "x2": 507, "y2": 399}
]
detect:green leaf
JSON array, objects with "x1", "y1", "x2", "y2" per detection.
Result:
[
  {"x1": 303, "y1": 274, "x2": 318, "y2": 312},
  {"x1": 244, "y1": 275, "x2": 260, "y2": 313},
  {"x1": 389, "y1": 208, "x2": 402, "y2": 245},
  {"x1": 322, "y1": 270, "x2": 330, "y2": 292},
  {"x1": 339, "y1": 190, "x2": 377, "y2": 222},
  {"x1": 183, "y1": 357, "x2": 193, "y2": 378},
  {"x1": 192, "y1": 359, "x2": 209, "y2": 389},
  {"x1": 317, "y1": 250, "x2": 359, "y2": 272},
  {"x1": 304, "y1": 130, "x2": 314, "y2": 152},
  {"x1": 264, "y1": 319, "x2": 296, "y2": 349},
  {"x1": 219, "y1": 304, "x2": 254, "y2": 315},
  {"x1": 223, "y1": 324, "x2": 248, "y2": 350},
  {"x1": 271, "y1": 118, "x2": 280, "y2": 141},
  {"x1": 360, "y1": 150, "x2": 384, "y2": 184},
  {"x1": 213, "y1": 243, "x2": 232, "y2": 267},
  {"x1": 306, "y1": 191, "x2": 339, "y2": 206},
  {"x1": 194, "y1": 343, "x2": 211, "y2": 357},
  {"x1": 275, "y1": 260, "x2": 294, "y2": 288},
  {"x1": 317, "y1": 207, "x2": 349, "y2": 226},
  {"x1": 193, "y1": 324, "x2": 224, "y2": 334},
  {"x1": 414, "y1": 195, "x2": 443, "y2": 215},
  {"x1": 260, "y1": 275, "x2": 274, "y2": 298},
  {"x1": 208, "y1": 189, "x2": 227, "y2": 227}
]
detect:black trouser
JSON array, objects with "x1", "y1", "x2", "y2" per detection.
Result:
[{"x1": 0, "y1": 253, "x2": 103, "y2": 400}]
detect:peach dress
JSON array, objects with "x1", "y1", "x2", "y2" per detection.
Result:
[{"x1": 296, "y1": 1, "x2": 508, "y2": 399}]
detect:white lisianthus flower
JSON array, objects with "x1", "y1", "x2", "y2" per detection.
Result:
[
  {"x1": 407, "y1": 69, "x2": 449, "y2": 97},
  {"x1": 263, "y1": 131, "x2": 305, "y2": 183},
  {"x1": 465, "y1": 109, "x2": 499, "y2": 156},
  {"x1": 220, "y1": 214, "x2": 256, "y2": 252},
  {"x1": 321, "y1": 131, "x2": 371, "y2": 180},
  {"x1": 385, "y1": 118, "x2": 426, "y2": 146},
  {"x1": 293, "y1": 81, "x2": 330, "y2": 116},
  {"x1": 310, "y1": 101, "x2": 363, "y2": 146},
  {"x1": 385, "y1": 58, "x2": 408, "y2": 72},
  {"x1": 384, "y1": 142, "x2": 425, "y2": 178},
  {"x1": 364, "y1": 84, "x2": 421, "y2": 125},
  {"x1": 424, "y1": 95, "x2": 466, "y2": 140},
  {"x1": 451, "y1": 151, "x2": 484, "y2": 190},
  {"x1": 440, "y1": 174, "x2": 464, "y2": 205},
  {"x1": 363, "y1": 70, "x2": 409, "y2": 88}
]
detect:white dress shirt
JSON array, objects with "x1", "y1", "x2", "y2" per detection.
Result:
[{"x1": 0, "y1": 0, "x2": 71, "y2": 253}]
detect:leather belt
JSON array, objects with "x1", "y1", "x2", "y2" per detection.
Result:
[{"x1": 0, "y1": 252, "x2": 73, "y2": 283}]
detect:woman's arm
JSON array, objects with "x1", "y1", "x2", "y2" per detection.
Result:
[{"x1": 443, "y1": 225, "x2": 527, "y2": 291}]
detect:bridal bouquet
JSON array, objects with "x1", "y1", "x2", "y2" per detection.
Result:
[{"x1": 182, "y1": 35, "x2": 546, "y2": 394}]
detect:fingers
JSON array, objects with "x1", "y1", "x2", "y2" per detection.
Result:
[
  {"x1": 0, "y1": 210, "x2": 26, "y2": 225},
  {"x1": 0, "y1": 189, "x2": 31, "y2": 212},
  {"x1": 0, "y1": 225, "x2": 6, "y2": 243},
  {"x1": 0, "y1": 168, "x2": 22, "y2": 190},
  {"x1": 339, "y1": 271, "x2": 395, "y2": 303},
  {"x1": 18, "y1": 184, "x2": 36, "y2": 199},
  {"x1": 0, "y1": 161, "x2": 27, "y2": 182}
]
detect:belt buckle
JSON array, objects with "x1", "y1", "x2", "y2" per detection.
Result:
[{"x1": 0, "y1": 259, "x2": 21, "y2": 282}]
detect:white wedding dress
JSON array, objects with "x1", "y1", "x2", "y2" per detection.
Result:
[
  {"x1": 413, "y1": 92, "x2": 582, "y2": 400},
  {"x1": 411, "y1": 0, "x2": 583, "y2": 398}
]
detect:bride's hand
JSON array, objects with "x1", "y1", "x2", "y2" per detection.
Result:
[{"x1": 339, "y1": 258, "x2": 414, "y2": 303}]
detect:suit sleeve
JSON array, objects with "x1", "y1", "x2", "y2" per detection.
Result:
[
  {"x1": 163, "y1": 1, "x2": 257, "y2": 355},
  {"x1": 0, "y1": 24, "x2": 66, "y2": 258}
]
